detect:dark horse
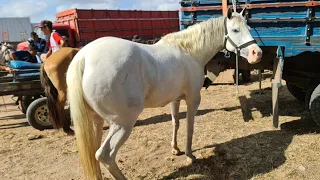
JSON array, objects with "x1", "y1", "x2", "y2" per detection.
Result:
[{"x1": 40, "y1": 47, "x2": 79, "y2": 135}]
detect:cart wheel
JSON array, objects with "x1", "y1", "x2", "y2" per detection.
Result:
[
  {"x1": 286, "y1": 83, "x2": 306, "y2": 103},
  {"x1": 309, "y1": 84, "x2": 320, "y2": 127},
  {"x1": 21, "y1": 96, "x2": 34, "y2": 114},
  {"x1": 26, "y1": 97, "x2": 53, "y2": 130}
]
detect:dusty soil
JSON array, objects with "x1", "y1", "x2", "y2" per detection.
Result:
[{"x1": 0, "y1": 72, "x2": 319, "y2": 180}]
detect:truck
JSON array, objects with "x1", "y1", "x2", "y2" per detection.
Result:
[
  {"x1": 17, "y1": 8, "x2": 180, "y2": 50},
  {"x1": 180, "y1": 0, "x2": 320, "y2": 127}
]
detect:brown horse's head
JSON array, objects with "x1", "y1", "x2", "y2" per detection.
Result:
[{"x1": 40, "y1": 48, "x2": 80, "y2": 135}]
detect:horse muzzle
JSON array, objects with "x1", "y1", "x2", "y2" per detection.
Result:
[{"x1": 246, "y1": 45, "x2": 262, "y2": 64}]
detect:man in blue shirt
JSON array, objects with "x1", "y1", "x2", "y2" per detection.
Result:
[
  {"x1": 10, "y1": 44, "x2": 39, "y2": 63},
  {"x1": 28, "y1": 32, "x2": 48, "y2": 53}
]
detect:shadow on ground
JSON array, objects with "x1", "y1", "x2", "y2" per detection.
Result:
[{"x1": 161, "y1": 116, "x2": 319, "y2": 180}]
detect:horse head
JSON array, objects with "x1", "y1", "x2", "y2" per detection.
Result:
[
  {"x1": 224, "y1": 7, "x2": 262, "y2": 64},
  {"x1": 0, "y1": 42, "x2": 14, "y2": 63}
]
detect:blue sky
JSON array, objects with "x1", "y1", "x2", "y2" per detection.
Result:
[{"x1": 0, "y1": 0, "x2": 180, "y2": 23}]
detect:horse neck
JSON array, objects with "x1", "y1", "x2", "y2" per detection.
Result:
[
  {"x1": 0, "y1": 51, "x2": 6, "y2": 65},
  {"x1": 161, "y1": 16, "x2": 225, "y2": 66},
  {"x1": 0, "y1": 48, "x2": 11, "y2": 62}
]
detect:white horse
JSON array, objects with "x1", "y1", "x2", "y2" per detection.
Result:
[
  {"x1": 0, "y1": 42, "x2": 14, "y2": 65},
  {"x1": 66, "y1": 8, "x2": 262, "y2": 180}
]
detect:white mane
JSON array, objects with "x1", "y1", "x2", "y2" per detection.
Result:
[{"x1": 161, "y1": 16, "x2": 225, "y2": 63}]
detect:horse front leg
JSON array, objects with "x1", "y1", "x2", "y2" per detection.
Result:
[
  {"x1": 170, "y1": 100, "x2": 183, "y2": 155},
  {"x1": 185, "y1": 94, "x2": 201, "y2": 163},
  {"x1": 58, "y1": 90, "x2": 74, "y2": 136}
]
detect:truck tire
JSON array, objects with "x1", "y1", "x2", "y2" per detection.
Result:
[
  {"x1": 21, "y1": 96, "x2": 34, "y2": 114},
  {"x1": 286, "y1": 83, "x2": 306, "y2": 102},
  {"x1": 26, "y1": 97, "x2": 53, "y2": 130},
  {"x1": 309, "y1": 84, "x2": 320, "y2": 127}
]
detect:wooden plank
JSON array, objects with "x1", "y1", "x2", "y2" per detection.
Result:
[
  {"x1": 259, "y1": 69, "x2": 262, "y2": 95},
  {"x1": 0, "y1": 80, "x2": 42, "y2": 96},
  {"x1": 272, "y1": 57, "x2": 283, "y2": 128},
  {"x1": 222, "y1": 0, "x2": 227, "y2": 16},
  {"x1": 0, "y1": 76, "x2": 40, "y2": 83},
  {"x1": 213, "y1": 69, "x2": 235, "y2": 84}
]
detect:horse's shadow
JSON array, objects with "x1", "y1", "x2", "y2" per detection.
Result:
[
  {"x1": 237, "y1": 86, "x2": 307, "y2": 122},
  {"x1": 0, "y1": 114, "x2": 26, "y2": 120},
  {"x1": 161, "y1": 117, "x2": 319, "y2": 180},
  {"x1": 0, "y1": 122, "x2": 29, "y2": 130},
  {"x1": 103, "y1": 107, "x2": 239, "y2": 130},
  {"x1": 135, "y1": 108, "x2": 216, "y2": 127}
]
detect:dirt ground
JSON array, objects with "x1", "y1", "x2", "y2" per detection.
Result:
[{"x1": 1, "y1": 72, "x2": 319, "y2": 180}]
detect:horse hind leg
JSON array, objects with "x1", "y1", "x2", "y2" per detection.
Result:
[
  {"x1": 170, "y1": 100, "x2": 183, "y2": 155},
  {"x1": 90, "y1": 110, "x2": 104, "y2": 146},
  {"x1": 95, "y1": 115, "x2": 138, "y2": 180}
]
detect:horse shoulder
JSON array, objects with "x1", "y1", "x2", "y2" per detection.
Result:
[{"x1": 179, "y1": 57, "x2": 205, "y2": 95}]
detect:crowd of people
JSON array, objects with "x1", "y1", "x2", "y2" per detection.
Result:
[{"x1": 0, "y1": 20, "x2": 66, "y2": 73}]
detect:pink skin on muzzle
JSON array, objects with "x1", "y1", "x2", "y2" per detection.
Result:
[{"x1": 247, "y1": 46, "x2": 262, "y2": 64}]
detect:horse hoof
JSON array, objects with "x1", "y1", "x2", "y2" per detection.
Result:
[
  {"x1": 64, "y1": 129, "x2": 75, "y2": 136},
  {"x1": 67, "y1": 131, "x2": 75, "y2": 136},
  {"x1": 186, "y1": 155, "x2": 196, "y2": 164},
  {"x1": 172, "y1": 148, "x2": 183, "y2": 156}
]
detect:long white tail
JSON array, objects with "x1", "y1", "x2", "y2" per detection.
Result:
[{"x1": 66, "y1": 55, "x2": 102, "y2": 180}]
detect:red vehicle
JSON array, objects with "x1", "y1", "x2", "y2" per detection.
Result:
[{"x1": 17, "y1": 8, "x2": 180, "y2": 50}]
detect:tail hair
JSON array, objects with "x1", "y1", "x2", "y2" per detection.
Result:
[{"x1": 66, "y1": 55, "x2": 102, "y2": 179}]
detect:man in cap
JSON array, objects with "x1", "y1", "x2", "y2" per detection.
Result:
[
  {"x1": 10, "y1": 43, "x2": 39, "y2": 63},
  {"x1": 39, "y1": 20, "x2": 66, "y2": 62}
]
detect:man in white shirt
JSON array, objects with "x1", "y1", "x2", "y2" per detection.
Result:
[{"x1": 39, "y1": 20, "x2": 66, "y2": 62}]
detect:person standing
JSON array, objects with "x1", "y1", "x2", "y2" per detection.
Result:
[{"x1": 39, "y1": 20, "x2": 65, "y2": 62}]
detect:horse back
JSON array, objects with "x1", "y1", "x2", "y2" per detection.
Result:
[
  {"x1": 44, "y1": 47, "x2": 79, "y2": 90},
  {"x1": 44, "y1": 48, "x2": 79, "y2": 74}
]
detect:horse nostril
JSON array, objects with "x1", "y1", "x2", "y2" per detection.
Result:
[{"x1": 252, "y1": 50, "x2": 256, "y2": 56}]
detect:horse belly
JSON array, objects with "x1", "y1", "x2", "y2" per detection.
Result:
[
  {"x1": 144, "y1": 96, "x2": 177, "y2": 108},
  {"x1": 144, "y1": 86, "x2": 183, "y2": 108},
  {"x1": 143, "y1": 60, "x2": 186, "y2": 108}
]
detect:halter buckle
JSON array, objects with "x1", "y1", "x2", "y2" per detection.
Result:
[{"x1": 224, "y1": 51, "x2": 231, "y2": 58}]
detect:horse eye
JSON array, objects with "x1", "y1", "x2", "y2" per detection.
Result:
[{"x1": 232, "y1": 29, "x2": 239, "y2": 33}]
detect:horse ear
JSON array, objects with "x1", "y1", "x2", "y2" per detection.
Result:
[
  {"x1": 227, "y1": 7, "x2": 233, "y2": 19},
  {"x1": 240, "y1": 5, "x2": 247, "y2": 17}
]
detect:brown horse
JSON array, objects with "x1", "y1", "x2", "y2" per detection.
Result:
[{"x1": 40, "y1": 47, "x2": 79, "y2": 135}]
